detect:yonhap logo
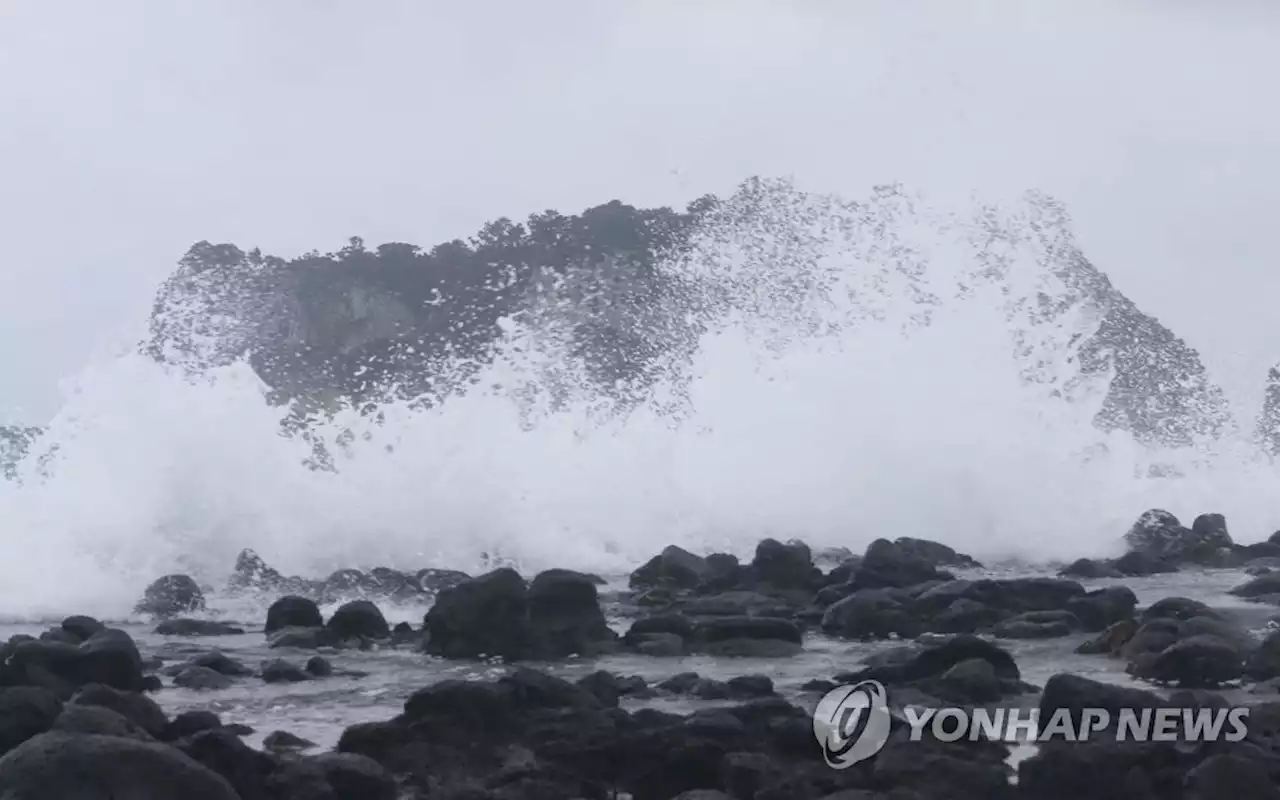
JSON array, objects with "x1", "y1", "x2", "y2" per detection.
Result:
[{"x1": 812, "y1": 680, "x2": 893, "y2": 768}]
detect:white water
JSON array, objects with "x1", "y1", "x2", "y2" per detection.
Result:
[{"x1": 2, "y1": 180, "x2": 1278, "y2": 621}]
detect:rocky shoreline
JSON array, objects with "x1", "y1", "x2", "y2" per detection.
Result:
[{"x1": 5, "y1": 509, "x2": 1280, "y2": 798}]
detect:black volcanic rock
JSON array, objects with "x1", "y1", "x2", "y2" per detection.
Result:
[
  {"x1": 423, "y1": 567, "x2": 618, "y2": 660},
  {"x1": 135, "y1": 574, "x2": 205, "y2": 618}
]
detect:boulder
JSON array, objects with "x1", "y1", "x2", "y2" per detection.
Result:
[
  {"x1": 265, "y1": 595, "x2": 323, "y2": 633},
  {"x1": 134, "y1": 574, "x2": 205, "y2": 617},
  {"x1": 0, "y1": 732, "x2": 240, "y2": 800},
  {"x1": 629, "y1": 545, "x2": 709, "y2": 590},
  {"x1": 7, "y1": 629, "x2": 146, "y2": 693},
  {"x1": 424, "y1": 567, "x2": 617, "y2": 660},
  {"x1": 749, "y1": 538, "x2": 819, "y2": 590},
  {"x1": 326, "y1": 600, "x2": 390, "y2": 640},
  {"x1": 0, "y1": 687, "x2": 61, "y2": 756}
]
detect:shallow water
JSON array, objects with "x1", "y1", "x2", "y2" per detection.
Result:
[{"x1": 5, "y1": 566, "x2": 1270, "y2": 751}]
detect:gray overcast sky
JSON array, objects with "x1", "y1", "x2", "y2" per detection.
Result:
[{"x1": 1, "y1": 0, "x2": 1277, "y2": 424}]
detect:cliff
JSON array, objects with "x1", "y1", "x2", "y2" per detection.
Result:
[{"x1": 145, "y1": 178, "x2": 1234, "y2": 447}]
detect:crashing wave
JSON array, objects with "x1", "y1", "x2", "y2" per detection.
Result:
[{"x1": 146, "y1": 177, "x2": 1233, "y2": 449}]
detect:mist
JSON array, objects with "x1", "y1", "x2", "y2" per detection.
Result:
[{"x1": 2, "y1": 0, "x2": 1278, "y2": 421}]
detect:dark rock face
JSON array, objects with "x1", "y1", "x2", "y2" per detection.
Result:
[
  {"x1": 326, "y1": 600, "x2": 390, "y2": 641},
  {"x1": 1019, "y1": 674, "x2": 1276, "y2": 800},
  {"x1": 6, "y1": 629, "x2": 146, "y2": 694},
  {"x1": 630, "y1": 545, "x2": 710, "y2": 590},
  {"x1": 155, "y1": 619, "x2": 246, "y2": 636},
  {"x1": 0, "y1": 731, "x2": 241, "y2": 800},
  {"x1": 423, "y1": 567, "x2": 618, "y2": 660},
  {"x1": 135, "y1": 574, "x2": 206, "y2": 617},
  {"x1": 338, "y1": 665, "x2": 1015, "y2": 800},
  {"x1": 265, "y1": 595, "x2": 323, "y2": 633},
  {"x1": 146, "y1": 181, "x2": 1232, "y2": 449},
  {"x1": 0, "y1": 687, "x2": 62, "y2": 756},
  {"x1": 1119, "y1": 509, "x2": 1237, "y2": 569},
  {"x1": 748, "y1": 538, "x2": 821, "y2": 590}
]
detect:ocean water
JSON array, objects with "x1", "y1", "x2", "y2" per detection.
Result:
[
  {"x1": 1, "y1": 179, "x2": 1279, "y2": 762},
  {"x1": 2, "y1": 181, "x2": 1277, "y2": 623},
  {"x1": 0, "y1": 566, "x2": 1268, "y2": 750}
]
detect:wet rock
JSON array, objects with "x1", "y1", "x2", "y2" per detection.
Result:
[
  {"x1": 913, "y1": 577, "x2": 1086, "y2": 619},
  {"x1": 326, "y1": 599, "x2": 390, "y2": 640},
  {"x1": 1039, "y1": 673, "x2": 1163, "y2": 733},
  {"x1": 175, "y1": 727, "x2": 278, "y2": 800},
  {"x1": 893, "y1": 536, "x2": 983, "y2": 568},
  {"x1": 850, "y1": 538, "x2": 955, "y2": 589},
  {"x1": 1184, "y1": 753, "x2": 1280, "y2": 800},
  {"x1": 424, "y1": 567, "x2": 618, "y2": 660},
  {"x1": 629, "y1": 544, "x2": 709, "y2": 589},
  {"x1": 262, "y1": 659, "x2": 311, "y2": 683},
  {"x1": 1143, "y1": 596, "x2": 1220, "y2": 623},
  {"x1": 265, "y1": 595, "x2": 324, "y2": 633},
  {"x1": 1230, "y1": 572, "x2": 1280, "y2": 603},
  {"x1": 625, "y1": 613, "x2": 696, "y2": 643},
  {"x1": 821, "y1": 588, "x2": 921, "y2": 640},
  {"x1": 305, "y1": 655, "x2": 334, "y2": 677},
  {"x1": 310, "y1": 752, "x2": 398, "y2": 800},
  {"x1": 749, "y1": 538, "x2": 820, "y2": 590},
  {"x1": 1111, "y1": 549, "x2": 1179, "y2": 577},
  {"x1": 1189, "y1": 512, "x2": 1234, "y2": 561},
  {"x1": 931, "y1": 658, "x2": 1005, "y2": 703},
  {"x1": 576, "y1": 670, "x2": 649, "y2": 705},
  {"x1": 60, "y1": 615, "x2": 105, "y2": 642},
  {"x1": 0, "y1": 686, "x2": 61, "y2": 756},
  {"x1": 1124, "y1": 508, "x2": 1233, "y2": 567},
  {"x1": 631, "y1": 631, "x2": 687, "y2": 656},
  {"x1": 422, "y1": 567, "x2": 530, "y2": 660},
  {"x1": 165, "y1": 710, "x2": 222, "y2": 740},
  {"x1": 1076, "y1": 619, "x2": 1139, "y2": 655},
  {"x1": 38, "y1": 627, "x2": 80, "y2": 645},
  {"x1": 1247, "y1": 629, "x2": 1280, "y2": 680},
  {"x1": 321, "y1": 568, "x2": 377, "y2": 602},
  {"x1": 1058, "y1": 557, "x2": 1122, "y2": 579},
  {"x1": 696, "y1": 616, "x2": 802, "y2": 655},
  {"x1": 0, "y1": 731, "x2": 240, "y2": 800},
  {"x1": 835, "y1": 634, "x2": 1022, "y2": 698},
  {"x1": 1130, "y1": 633, "x2": 1246, "y2": 688},
  {"x1": 700, "y1": 552, "x2": 745, "y2": 592},
  {"x1": 365, "y1": 566, "x2": 422, "y2": 601},
  {"x1": 69, "y1": 683, "x2": 168, "y2": 738},
  {"x1": 681, "y1": 590, "x2": 797, "y2": 618},
  {"x1": 415, "y1": 567, "x2": 472, "y2": 592},
  {"x1": 7, "y1": 628, "x2": 146, "y2": 693},
  {"x1": 263, "y1": 729, "x2": 317, "y2": 752},
  {"x1": 53, "y1": 703, "x2": 154, "y2": 740},
  {"x1": 227, "y1": 548, "x2": 287, "y2": 594},
  {"x1": 1121, "y1": 619, "x2": 1182, "y2": 660},
  {"x1": 155, "y1": 618, "x2": 246, "y2": 636},
  {"x1": 173, "y1": 665, "x2": 235, "y2": 690},
  {"x1": 135, "y1": 574, "x2": 206, "y2": 617},
  {"x1": 991, "y1": 610, "x2": 1079, "y2": 639},
  {"x1": 1066, "y1": 585, "x2": 1138, "y2": 632},
  {"x1": 526, "y1": 568, "x2": 619, "y2": 657},
  {"x1": 180, "y1": 650, "x2": 253, "y2": 677}
]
